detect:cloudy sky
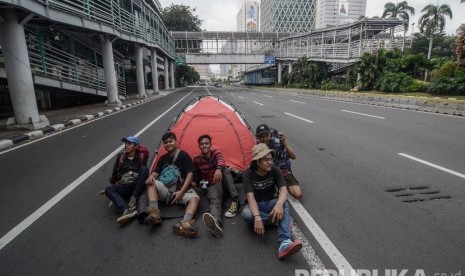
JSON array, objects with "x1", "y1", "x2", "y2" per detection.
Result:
[{"x1": 158, "y1": 0, "x2": 463, "y2": 35}]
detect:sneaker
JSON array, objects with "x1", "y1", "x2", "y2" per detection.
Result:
[
  {"x1": 203, "y1": 213, "x2": 223, "y2": 237},
  {"x1": 145, "y1": 206, "x2": 161, "y2": 226},
  {"x1": 277, "y1": 239, "x2": 302, "y2": 260},
  {"x1": 128, "y1": 195, "x2": 137, "y2": 212},
  {"x1": 172, "y1": 220, "x2": 198, "y2": 238},
  {"x1": 224, "y1": 199, "x2": 241, "y2": 218},
  {"x1": 117, "y1": 208, "x2": 137, "y2": 225}
]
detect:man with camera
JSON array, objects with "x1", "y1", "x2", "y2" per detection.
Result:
[
  {"x1": 192, "y1": 134, "x2": 242, "y2": 238},
  {"x1": 255, "y1": 124, "x2": 302, "y2": 200}
]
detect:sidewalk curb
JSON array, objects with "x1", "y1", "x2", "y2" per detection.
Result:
[
  {"x1": 0, "y1": 95, "x2": 162, "y2": 151},
  {"x1": 251, "y1": 86, "x2": 465, "y2": 116}
]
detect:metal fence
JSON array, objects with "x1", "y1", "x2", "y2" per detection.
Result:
[{"x1": 25, "y1": 26, "x2": 126, "y2": 95}]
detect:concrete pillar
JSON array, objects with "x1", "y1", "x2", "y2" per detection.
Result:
[
  {"x1": 277, "y1": 62, "x2": 282, "y2": 84},
  {"x1": 135, "y1": 44, "x2": 146, "y2": 98},
  {"x1": 164, "y1": 57, "x2": 169, "y2": 90},
  {"x1": 170, "y1": 60, "x2": 175, "y2": 89},
  {"x1": 288, "y1": 62, "x2": 293, "y2": 74},
  {"x1": 0, "y1": 9, "x2": 49, "y2": 130},
  {"x1": 101, "y1": 35, "x2": 121, "y2": 106},
  {"x1": 151, "y1": 48, "x2": 159, "y2": 94}
]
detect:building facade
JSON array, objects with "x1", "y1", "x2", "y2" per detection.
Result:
[
  {"x1": 260, "y1": 0, "x2": 316, "y2": 32},
  {"x1": 315, "y1": 0, "x2": 367, "y2": 29},
  {"x1": 237, "y1": 1, "x2": 260, "y2": 32}
]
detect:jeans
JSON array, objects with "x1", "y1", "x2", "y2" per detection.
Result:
[
  {"x1": 241, "y1": 199, "x2": 291, "y2": 245},
  {"x1": 105, "y1": 165, "x2": 149, "y2": 212}
]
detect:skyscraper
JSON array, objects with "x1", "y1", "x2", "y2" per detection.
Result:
[
  {"x1": 315, "y1": 0, "x2": 367, "y2": 29},
  {"x1": 260, "y1": 0, "x2": 317, "y2": 32}
]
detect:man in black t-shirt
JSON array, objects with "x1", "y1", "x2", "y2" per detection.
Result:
[
  {"x1": 144, "y1": 132, "x2": 200, "y2": 238},
  {"x1": 241, "y1": 143, "x2": 302, "y2": 260}
]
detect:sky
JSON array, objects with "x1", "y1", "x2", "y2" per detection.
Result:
[{"x1": 158, "y1": 0, "x2": 463, "y2": 35}]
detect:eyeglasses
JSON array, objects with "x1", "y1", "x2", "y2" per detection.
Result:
[{"x1": 259, "y1": 157, "x2": 274, "y2": 163}]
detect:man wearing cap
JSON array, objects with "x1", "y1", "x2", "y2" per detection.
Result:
[
  {"x1": 104, "y1": 136, "x2": 149, "y2": 224},
  {"x1": 241, "y1": 143, "x2": 302, "y2": 260},
  {"x1": 255, "y1": 124, "x2": 302, "y2": 200}
]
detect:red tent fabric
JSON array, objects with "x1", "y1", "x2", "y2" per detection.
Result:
[{"x1": 151, "y1": 96, "x2": 256, "y2": 172}]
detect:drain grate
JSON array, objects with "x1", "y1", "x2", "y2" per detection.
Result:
[
  {"x1": 260, "y1": 115, "x2": 275, "y2": 118},
  {"x1": 385, "y1": 186, "x2": 450, "y2": 203}
]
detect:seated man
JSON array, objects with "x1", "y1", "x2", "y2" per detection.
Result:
[
  {"x1": 256, "y1": 124, "x2": 302, "y2": 199},
  {"x1": 192, "y1": 134, "x2": 241, "y2": 238},
  {"x1": 144, "y1": 132, "x2": 200, "y2": 238},
  {"x1": 241, "y1": 143, "x2": 302, "y2": 260},
  {"x1": 104, "y1": 136, "x2": 149, "y2": 225}
]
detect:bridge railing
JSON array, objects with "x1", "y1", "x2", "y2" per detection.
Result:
[
  {"x1": 30, "y1": 0, "x2": 175, "y2": 57},
  {"x1": 24, "y1": 26, "x2": 126, "y2": 95}
]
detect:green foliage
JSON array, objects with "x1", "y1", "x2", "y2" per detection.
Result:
[
  {"x1": 409, "y1": 79, "x2": 428, "y2": 92},
  {"x1": 382, "y1": 1, "x2": 415, "y2": 31},
  {"x1": 355, "y1": 49, "x2": 389, "y2": 90},
  {"x1": 321, "y1": 81, "x2": 352, "y2": 91},
  {"x1": 175, "y1": 65, "x2": 200, "y2": 86},
  {"x1": 161, "y1": 4, "x2": 203, "y2": 31},
  {"x1": 286, "y1": 57, "x2": 329, "y2": 89},
  {"x1": 428, "y1": 62, "x2": 465, "y2": 95},
  {"x1": 377, "y1": 72, "x2": 414, "y2": 93},
  {"x1": 408, "y1": 33, "x2": 456, "y2": 59}
]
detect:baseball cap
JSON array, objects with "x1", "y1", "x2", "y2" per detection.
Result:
[
  {"x1": 122, "y1": 136, "x2": 140, "y2": 146},
  {"x1": 256, "y1": 124, "x2": 270, "y2": 137}
]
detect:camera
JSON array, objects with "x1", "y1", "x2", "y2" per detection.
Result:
[
  {"x1": 200, "y1": 180, "x2": 209, "y2": 189},
  {"x1": 273, "y1": 138, "x2": 280, "y2": 149}
]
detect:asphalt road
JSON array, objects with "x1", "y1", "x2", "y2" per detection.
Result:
[{"x1": 0, "y1": 86, "x2": 464, "y2": 276}]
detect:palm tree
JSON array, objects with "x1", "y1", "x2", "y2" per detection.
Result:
[
  {"x1": 382, "y1": 1, "x2": 415, "y2": 51},
  {"x1": 418, "y1": 4, "x2": 453, "y2": 60},
  {"x1": 382, "y1": 1, "x2": 415, "y2": 26}
]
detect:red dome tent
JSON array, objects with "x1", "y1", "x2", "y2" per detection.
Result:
[{"x1": 150, "y1": 96, "x2": 256, "y2": 172}]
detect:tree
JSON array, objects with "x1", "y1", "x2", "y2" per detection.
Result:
[
  {"x1": 161, "y1": 4, "x2": 203, "y2": 31},
  {"x1": 418, "y1": 4, "x2": 453, "y2": 60},
  {"x1": 382, "y1": 1, "x2": 415, "y2": 31}
]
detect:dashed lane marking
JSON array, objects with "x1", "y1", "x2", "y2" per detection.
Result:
[
  {"x1": 289, "y1": 99, "x2": 306, "y2": 104},
  {"x1": 341, "y1": 110, "x2": 386, "y2": 119},
  {"x1": 253, "y1": 101, "x2": 264, "y2": 106},
  {"x1": 399, "y1": 153, "x2": 465, "y2": 179},
  {"x1": 284, "y1": 112, "x2": 314, "y2": 123}
]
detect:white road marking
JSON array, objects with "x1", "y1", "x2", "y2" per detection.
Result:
[
  {"x1": 238, "y1": 96, "x2": 244, "y2": 99},
  {"x1": 284, "y1": 112, "x2": 314, "y2": 123},
  {"x1": 398, "y1": 153, "x2": 465, "y2": 179},
  {"x1": 289, "y1": 99, "x2": 306, "y2": 104},
  {"x1": 263, "y1": 95, "x2": 273, "y2": 98},
  {"x1": 288, "y1": 197, "x2": 353, "y2": 272},
  {"x1": 253, "y1": 101, "x2": 264, "y2": 106},
  {"x1": 341, "y1": 110, "x2": 385, "y2": 119},
  {"x1": 292, "y1": 220, "x2": 327, "y2": 272},
  {"x1": 0, "y1": 90, "x2": 195, "y2": 251}
]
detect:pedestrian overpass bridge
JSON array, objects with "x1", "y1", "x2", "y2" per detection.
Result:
[
  {"x1": 0, "y1": 0, "x2": 407, "y2": 130},
  {"x1": 172, "y1": 18, "x2": 407, "y2": 65}
]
